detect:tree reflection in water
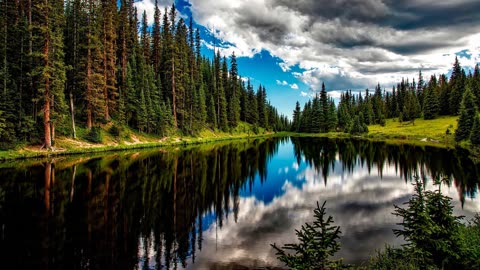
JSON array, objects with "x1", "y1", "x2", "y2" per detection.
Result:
[{"x1": 0, "y1": 137, "x2": 478, "y2": 269}]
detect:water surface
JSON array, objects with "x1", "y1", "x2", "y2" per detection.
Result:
[{"x1": 0, "y1": 137, "x2": 479, "y2": 269}]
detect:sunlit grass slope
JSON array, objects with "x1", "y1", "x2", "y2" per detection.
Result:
[{"x1": 368, "y1": 116, "x2": 458, "y2": 144}]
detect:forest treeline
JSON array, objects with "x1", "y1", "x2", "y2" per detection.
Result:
[
  {"x1": 292, "y1": 58, "x2": 480, "y2": 143},
  {"x1": 0, "y1": 0, "x2": 289, "y2": 150}
]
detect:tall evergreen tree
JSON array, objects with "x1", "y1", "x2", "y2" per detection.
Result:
[
  {"x1": 32, "y1": 0, "x2": 68, "y2": 148},
  {"x1": 449, "y1": 57, "x2": 466, "y2": 115},
  {"x1": 455, "y1": 87, "x2": 477, "y2": 142},
  {"x1": 292, "y1": 101, "x2": 301, "y2": 132},
  {"x1": 318, "y1": 83, "x2": 329, "y2": 132},
  {"x1": 228, "y1": 52, "x2": 240, "y2": 127},
  {"x1": 151, "y1": 0, "x2": 161, "y2": 75},
  {"x1": 472, "y1": 63, "x2": 480, "y2": 109},
  {"x1": 423, "y1": 75, "x2": 440, "y2": 120},
  {"x1": 470, "y1": 115, "x2": 480, "y2": 145}
]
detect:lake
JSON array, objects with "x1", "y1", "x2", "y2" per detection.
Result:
[{"x1": 0, "y1": 137, "x2": 479, "y2": 269}]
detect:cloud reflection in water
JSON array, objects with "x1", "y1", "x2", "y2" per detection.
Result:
[{"x1": 188, "y1": 139, "x2": 479, "y2": 269}]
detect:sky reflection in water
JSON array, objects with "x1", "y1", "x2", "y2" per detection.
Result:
[{"x1": 185, "y1": 138, "x2": 479, "y2": 269}]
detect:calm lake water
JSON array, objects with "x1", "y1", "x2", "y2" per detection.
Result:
[{"x1": 0, "y1": 137, "x2": 479, "y2": 269}]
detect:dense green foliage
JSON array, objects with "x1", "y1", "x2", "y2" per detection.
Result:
[
  {"x1": 455, "y1": 87, "x2": 478, "y2": 142},
  {"x1": 271, "y1": 201, "x2": 348, "y2": 270},
  {"x1": 0, "y1": 1, "x2": 288, "y2": 150},
  {"x1": 393, "y1": 179, "x2": 463, "y2": 269},
  {"x1": 292, "y1": 58, "x2": 480, "y2": 145}
]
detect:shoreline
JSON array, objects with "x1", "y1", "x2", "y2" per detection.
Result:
[
  {"x1": 0, "y1": 115, "x2": 468, "y2": 162},
  {"x1": 0, "y1": 132, "x2": 279, "y2": 161},
  {"x1": 0, "y1": 132, "x2": 460, "y2": 162}
]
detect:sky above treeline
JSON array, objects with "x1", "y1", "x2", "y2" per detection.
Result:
[{"x1": 134, "y1": 0, "x2": 480, "y2": 117}]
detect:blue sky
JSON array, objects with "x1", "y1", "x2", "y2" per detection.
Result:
[{"x1": 135, "y1": 0, "x2": 480, "y2": 118}]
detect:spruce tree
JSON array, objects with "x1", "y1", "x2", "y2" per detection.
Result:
[
  {"x1": 327, "y1": 99, "x2": 337, "y2": 132},
  {"x1": 292, "y1": 101, "x2": 301, "y2": 132},
  {"x1": 423, "y1": 75, "x2": 439, "y2": 120},
  {"x1": 151, "y1": 0, "x2": 161, "y2": 75},
  {"x1": 228, "y1": 52, "x2": 240, "y2": 127},
  {"x1": 472, "y1": 63, "x2": 480, "y2": 109},
  {"x1": 207, "y1": 95, "x2": 217, "y2": 129},
  {"x1": 455, "y1": 87, "x2": 477, "y2": 142},
  {"x1": 470, "y1": 115, "x2": 480, "y2": 145},
  {"x1": 319, "y1": 83, "x2": 329, "y2": 132},
  {"x1": 310, "y1": 96, "x2": 321, "y2": 133},
  {"x1": 271, "y1": 201, "x2": 344, "y2": 269},
  {"x1": 101, "y1": 0, "x2": 117, "y2": 121},
  {"x1": 449, "y1": 57, "x2": 466, "y2": 115}
]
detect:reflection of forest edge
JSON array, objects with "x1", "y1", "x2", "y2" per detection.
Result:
[{"x1": 0, "y1": 137, "x2": 478, "y2": 269}]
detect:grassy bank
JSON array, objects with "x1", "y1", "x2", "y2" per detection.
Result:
[
  {"x1": 285, "y1": 116, "x2": 459, "y2": 148},
  {"x1": 0, "y1": 116, "x2": 462, "y2": 161},
  {"x1": 367, "y1": 116, "x2": 458, "y2": 147},
  {"x1": 0, "y1": 122, "x2": 275, "y2": 161}
]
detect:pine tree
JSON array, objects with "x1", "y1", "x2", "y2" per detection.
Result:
[
  {"x1": 271, "y1": 201, "x2": 345, "y2": 269},
  {"x1": 470, "y1": 115, "x2": 480, "y2": 145},
  {"x1": 438, "y1": 74, "x2": 450, "y2": 116},
  {"x1": 423, "y1": 75, "x2": 440, "y2": 120},
  {"x1": 218, "y1": 80, "x2": 228, "y2": 131},
  {"x1": 403, "y1": 90, "x2": 420, "y2": 125},
  {"x1": 32, "y1": 0, "x2": 68, "y2": 148},
  {"x1": 455, "y1": 87, "x2": 477, "y2": 142},
  {"x1": 257, "y1": 85, "x2": 267, "y2": 128},
  {"x1": 207, "y1": 95, "x2": 217, "y2": 128},
  {"x1": 101, "y1": 0, "x2": 117, "y2": 121},
  {"x1": 417, "y1": 70, "x2": 425, "y2": 109},
  {"x1": 327, "y1": 99, "x2": 337, "y2": 131},
  {"x1": 372, "y1": 83, "x2": 385, "y2": 124},
  {"x1": 472, "y1": 63, "x2": 480, "y2": 109},
  {"x1": 310, "y1": 96, "x2": 321, "y2": 133},
  {"x1": 319, "y1": 83, "x2": 329, "y2": 132},
  {"x1": 151, "y1": 0, "x2": 161, "y2": 75},
  {"x1": 228, "y1": 52, "x2": 240, "y2": 127},
  {"x1": 393, "y1": 177, "x2": 463, "y2": 269},
  {"x1": 292, "y1": 101, "x2": 301, "y2": 132},
  {"x1": 449, "y1": 57, "x2": 466, "y2": 115},
  {"x1": 337, "y1": 93, "x2": 353, "y2": 131},
  {"x1": 245, "y1": 79, "x2": 258, "y2": 125},
  {"x1": 196, "y1": 81, "x2": 207, "y2": 129},
  {"x1": 83, "y1": 0, "x2": 105, "y2": 129}
]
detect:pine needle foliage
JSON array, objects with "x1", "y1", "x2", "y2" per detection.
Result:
[{"x1": 271, "y1": 201, "x2": 348, "y2": 270}]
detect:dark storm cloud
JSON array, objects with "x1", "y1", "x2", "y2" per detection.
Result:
[
  {"x1": 381, "y1": 40, "x2": 463, "y2": 56},
  {"x1": 385, "y1": 0, "x2": 480, "y2": 30},
  {"x1": 272, "y1": 0, "x2": 390, "y2": 24},
  {"x1": 355, "y1": 63, "x2": 438, "y2": 75},
  {"x1": 234, "y1": 6, "x2": 289, "y2": 44},
  {"x1": 190, "y1": 0, "x2": 480, "y2": 96},
  {"x1": 273, "y1": 0, "x2": 480, "y2": 31},
  {"x1": 268, "y1": 0, "x2": 480, "y2": 54}
]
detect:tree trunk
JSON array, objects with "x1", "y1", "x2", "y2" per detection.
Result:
[
  {"x1": 28, "y1": 0, "x2": 36, "y2": 120},
  {"x1": 43, "y1": 0, "x2": 51, "y2": 149},
  {"x1": 70, "y1": 92, "x2": 76, "y2": 138},
  {"x1": 172, "y1": 55, "x2": 177, "y2": 127},
  {"x1": 86, "y1": 31, "x2": 92, "y2": 129},
  {"x1": 103, "y1": 18, "x2": 110, "y2": 121}
]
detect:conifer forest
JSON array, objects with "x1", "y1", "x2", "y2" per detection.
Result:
[
  {"x1": 0, "y1": 0, "x2": 289, "y2": 150},
  {"x1": 291, "y1": 59, "x2": 480, "y2": 145}
]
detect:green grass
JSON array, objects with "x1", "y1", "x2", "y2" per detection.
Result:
[
  {"x1": 285, "y1": 116, "x2": 459, "y2": 149},
  {"x1": 367, "y1": 116, "x2": 458, "y2": 147},
  {"x1": 0, "y1": 121, "x2": 275, "y2": 161}
]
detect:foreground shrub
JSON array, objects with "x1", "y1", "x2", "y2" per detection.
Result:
[
  {"x1": 271, "y1": 201, "x2": 349, "y2": 269},
  {"x1": 85, "y1": 127, "x2": 103, "y2": 143}
]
